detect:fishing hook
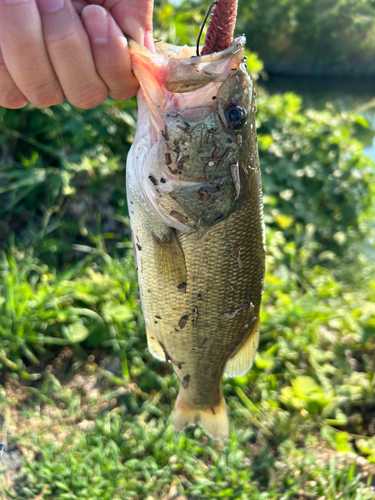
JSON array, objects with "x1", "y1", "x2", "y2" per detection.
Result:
[{"x1": 196, "y1": 1, "x2": 217, "y2": 57}]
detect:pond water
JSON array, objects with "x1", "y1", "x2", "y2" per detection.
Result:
[{"x1": 260, "y1": 75, "x2": 375, "y2": 161}]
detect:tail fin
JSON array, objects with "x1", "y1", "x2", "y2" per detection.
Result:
[{"x1": 173, "y1": 392, "x2": 229, "y2": 441}]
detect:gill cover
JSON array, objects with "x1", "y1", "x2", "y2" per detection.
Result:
[{"x1": 128, "y1": 37, "x2": 252, "y2": 233}]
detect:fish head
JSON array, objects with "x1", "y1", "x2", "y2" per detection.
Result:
[{"x1": 128, "y1": 36, "x2": 256, "y2": 232}]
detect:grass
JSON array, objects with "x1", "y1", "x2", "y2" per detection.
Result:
[{"x1": 0, "y1": 239, "x2": 374, "y2": 499}]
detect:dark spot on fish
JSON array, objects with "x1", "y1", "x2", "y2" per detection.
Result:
[
  {"x1": 161, "y1": 125, "x2": 169, "y2": 141},
  {"x1": 212, "y1": 145, "x2": 221, "y2": 158},
  {"x1": 136, "y1": 243, "x2": 142, "y2": 251},
  {"x1": 159, "y1": 341, "x2": 185, "y2": 369},
  {"x1": 177, "y1": 282, "x2": 187, "y2": 293},
  {"x1": 234, "y1": 245, "x2": 243, "y2": 269},
  {"x1": 175, "y1": 328, "x2": 179, "y2": 332},
  {"x1": 170, "y1": 211, "x2": 188, "y2": 224},
  {"x1": 193, "y1": 306, "x2": 199, "y2": 328},
  {"x1": 130, "y1": 201, "x2": 134, "y2": 204},
  {"x1": 177, "y1": 125, "x2": 193, "y2": 138},
  {"x1": 211, "y1": 407, "x2": 215, "y2": 415},
  {"x1": 197, "y1": 293, "x2": 203, "y2": 300},
  {"x1": 183, "y1": 121, "x2": 190, "y2": 128},
  {"x1": 222, "y1": 298, "x2": 248, "y2": 319},
  {"x1": 198, "y1": 188, "x2": 209, "y2": 201},
  {"x1": 212, "y1": 96, "x2": 217, "y2": 100},
  {"x1": 182, "y1": 374, "x2": 190, "y2": 389},
  {"x1": 199, "y1": 337, "x2": 207, "y2": 348},
  {"x1": 217, "y1": 148, "x2": 234, "y2": 169},
  {"x1": 149, "y1": 175, "x2": 158, "y2": 185},
  {"x1": 160, "y1": 178, "x2": 166, "y2": 183},
  {"x1": 148, "y1": 290, "x2": 151, "y2": 293},
  {"x1": 155, "y1": 321, "x2": 158, "y2": 324},
  {"x1": 177, "y1": 156, "x2": 189, "y2": 174},
  {"x1": 155, "y1": 315, "x2": 162, "y2": 319},
  {"x1": 178, "y1": 315, "x2": 189, "y2": 329},
  {"x1": 165, "y1": 153, "x2": 172, "y2": 165},
  {"x1": 246, "y1": 287, "x2": 254, "y2": 311}
]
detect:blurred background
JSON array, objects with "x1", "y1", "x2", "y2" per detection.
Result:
[{"x1": 0, "y1": 1, "x2": 375, "y2": 499}]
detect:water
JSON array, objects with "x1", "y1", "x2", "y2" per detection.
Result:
[{"x1": 260, "y1": 75, "x2": 375, "y2": 161}]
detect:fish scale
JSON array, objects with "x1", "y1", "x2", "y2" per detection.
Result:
[{"x1": 127, "y1": 36, "x2": 265, "y2": 439}]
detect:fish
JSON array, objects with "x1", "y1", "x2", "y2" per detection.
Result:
[{"x1": 126, "y1": 24, "x2": 265, "y2": 440}]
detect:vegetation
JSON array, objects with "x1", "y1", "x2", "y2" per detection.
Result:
[
  {"x1": 0, "y1": 3, "x2": 375, "y2": 499},
  {"x1": 236, "y1": 0, "x2": 375, "y2": 78}
]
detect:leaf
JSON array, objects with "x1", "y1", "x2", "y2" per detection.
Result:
[
  {"x1": 103, "y1": 304, "x2": 134, "y2": 323},
  {"x1": 273, "y1": 214, "x2": 295, "y2": 230},
  {"x1": 65, "y1": 322, "x2": 90, "y2": 343},
  {"x1": 335, "y1": 432, "x2": 354, "y2": 453},
  {"x1": 291, "y1": 376, "x2": 321, "y2": 399}
]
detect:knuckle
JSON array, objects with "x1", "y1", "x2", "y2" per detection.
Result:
[
  {"x1": 109, "y1": 89, "x2": 136, "y2": 101},
  {"x1": 0, "y1": 93, "x2": 28, "y2": 109},
  {"x1": 69, "y1": 88, "x2": 108, "y2": 109},
  {"x1": 27, "y1": 81, "x2": 64, "y2": 108},
  {"x1": 0, "y1": 87, "x2": 27, "y2": 108},
  {"x1": 45, "y1": 29, "x2": 80, "y2": 48}
]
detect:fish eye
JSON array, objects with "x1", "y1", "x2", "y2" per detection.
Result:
[{"x1": 224, "y1": 103, "x2": 247, "y2": 130}]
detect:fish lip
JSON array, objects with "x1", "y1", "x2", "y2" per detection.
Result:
[{"x1": 127, "y1": 35, "x2": 246, "y2": 63}]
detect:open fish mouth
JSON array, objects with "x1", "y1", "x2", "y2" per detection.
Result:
[{"x1": 128, "y1": 35, "x2": 246, "y2": 94}]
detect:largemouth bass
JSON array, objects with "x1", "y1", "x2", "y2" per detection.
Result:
[{"x1": 126, "y1": 34, "x2": 265, "y2": 440}]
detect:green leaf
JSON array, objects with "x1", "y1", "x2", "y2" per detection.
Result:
[{"x1": 66, "y1": 322, "x2": 90, "y2": 343}]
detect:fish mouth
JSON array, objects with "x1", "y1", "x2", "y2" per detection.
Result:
[
  {"x1": 128, "y1": 35, "x2": 246, "y2": 95},
  {"x1": 127, "y1": 35, "x2": 246, "y2": 63}
]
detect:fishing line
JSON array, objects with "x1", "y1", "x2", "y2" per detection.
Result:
[{"x1": 196, "y1": 1, "x2": 217, "y2": 56}]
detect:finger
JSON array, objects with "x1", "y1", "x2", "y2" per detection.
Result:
[
  {"x1": 101, "y1": 0, "x2": 154, "y2": 49},
  {"x1": 82, "y1": 5, "x2": 138, "y2": 100},
  {"x1": 0, "y1": 46, "x2": 28, "y2": 108},
  {"x1": 36, "y1": 0, "x2": 109, "y2": 109},
  {"x1": 0, "y1": 0, "x2": 64, "y2": 107}
]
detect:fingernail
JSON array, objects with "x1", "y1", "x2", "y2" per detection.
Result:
[
  {"x1": 38, "y1": 0, "x2": 64, "y2": 12},
  {"x1": 82, "y1": 5, "x2": 109, "y2": 45}
]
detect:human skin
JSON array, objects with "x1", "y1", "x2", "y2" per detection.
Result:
[{"x1": 0, "y1": 0, "x2": 154, "y2": 109}]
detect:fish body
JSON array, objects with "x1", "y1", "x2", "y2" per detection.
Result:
[{"x1": 126, "y1": 37, "x2": 265, "y2": 440}]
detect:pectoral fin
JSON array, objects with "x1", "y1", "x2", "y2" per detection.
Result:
[{"x1": 224, "y1": 321, "x2": 259, "y2": 377}]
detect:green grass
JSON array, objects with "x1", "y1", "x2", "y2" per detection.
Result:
[{"x1": 0, "y1": 237, "x2": 374, "y2": 499}]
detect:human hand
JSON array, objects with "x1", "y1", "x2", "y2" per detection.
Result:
[{"x1": 0, "y1": 0, "x2": 154, "y2": 109}]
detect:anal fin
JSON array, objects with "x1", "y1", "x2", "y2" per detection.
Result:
[
  {"x1": 224, "y1": 321, "x2": 259, "y2": 377},
  {"x1": 146, "y1": 328, "x2": 165, "y2": 361}
]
